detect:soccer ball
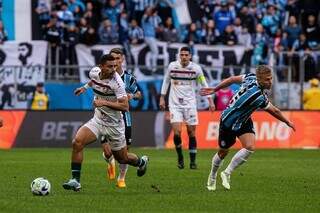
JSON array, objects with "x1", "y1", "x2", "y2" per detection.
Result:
[{"x1": 30, "y1": 177, "x2": 51, "y2": 196}]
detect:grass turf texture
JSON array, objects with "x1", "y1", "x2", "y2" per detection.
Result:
[{"x1": 0, "y1": 148, "x2": 319, "y2": 212}]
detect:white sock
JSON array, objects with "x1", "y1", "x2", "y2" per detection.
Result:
[
  {"x1": 118, "y1": 164, "x2": 128, "y2": 180},
  {"x1": 102, "y1": 152, "x2": 114, "y2": 164},
  {"x1": 224, "y1": 148, "x2": 254, "y2": 175},
  {"x1": 209, "y1": 153, "x2": 223, "y2": 179}
]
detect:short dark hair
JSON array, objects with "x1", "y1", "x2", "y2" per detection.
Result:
[
  {"x1": 99, "y1": 54, "x2": 115, "y2": 64},
  {"x1": 110, "y1": 48, "x2": 124, "y2": 55},
  {"x1": 180, "y1": 46, "x2": 191, "y2": 53}
]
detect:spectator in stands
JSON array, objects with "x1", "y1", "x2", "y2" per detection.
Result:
[
  {"x1": 156, "y1": 0, "x2": 175, "y2": 24},
  {"x1": 118, "y1": 11, "x2": 133, "y2": 65},
  {"x1": 63, "y1": 25, "x2": 79, "y2": 65},
  {"x1": 214, "y1": 0, "x2": 235, "y2": 34},
  {"x1": 132, "y1": 0, "x2": 156, "y2": 25},
  {"x1": 261, "y1": 4, "x2": 280, "y2": 37},
  {"x1": 303, "y1": 14, "x2": 320, "y2": 50},
  {"x1": 183, "y1": 23, "x2": 202, "y2": 45},
  {"x1": 233, "y1": 17, "x2": 242, "y2": 35},
  {"x1": 238, "y1": 26, "x2": 253, "y2": 66},
  {"x1": 221, "y1": 25, "x2": 237, "y2": 46},
  {"x1": 45, "y1": 17, "x2": 61, "y2": 47},
  {"x1": 101, "y1": 0, "x2": 121, "y2": 25},
  {"x1": 0, "y1": 20, "x2": 8, "y2": 44},
  {"x1": 141, "y1": 7, "x2": 162, "y2": 72},
  {"x1": 128, "y1": 19, "x2": 144, "y2": 44},
  {"x1": 29, "y1": 82, "x2": 50, "y2": 110},
  {"x1": 251, "y1": 24, "x2": 269, "y2": 65},
  {"x1": 67, "y1": 0, "x2": 85, "y2": 14},
  {"x1": 200, "y1": 0, "x2": 215, "y2": 23},
  {"x1": 98, "y1": 19, "x2": 119, "y2": 44},
  {"x1": 284, "y1": 16, "x2": 301, "y2": 49},
  {"x1": 160, "y1": 17, "x2": 178, "y2": 43},
  {"x1": 203, "y1": 19, "x2": 220, "y2": 45},
  {"x1": 79, "y1": 24, "x2": 98, "y2": 45},
  {"x1": 83, "y1": 1, "x2": 99, "y2": 30},
  {"x1": 71, "y1": 5, "x2": 83, "y2": 25},
  {"x1": 57, "y1": 2, "x2": 75, "y2": 28},
  {"x1": 238, "y1": 6, "x2": 256, "y2": 34},
  {"x1": 35, "y1": 0, "x2": 51, "y2": 34},
  {"x1": 303, "y1": 78, "x2": 320, "y2": 110}
]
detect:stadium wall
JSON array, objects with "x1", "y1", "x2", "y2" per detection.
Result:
[{"x1": 0, "y1": 111, "x2": 319, "y2": 149}]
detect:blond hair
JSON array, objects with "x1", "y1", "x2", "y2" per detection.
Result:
[{"x1": 256, "y1": 65, "x2": 272, "y2": 79}]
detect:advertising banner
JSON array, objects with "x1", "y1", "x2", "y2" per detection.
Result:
[{"x1": 165, "y1": 111, "x2": 320, "y2": 149}]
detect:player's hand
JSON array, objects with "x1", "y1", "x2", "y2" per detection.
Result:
[
  {"x1": 74, "y1": 87, "x2": 86, "y2": 96},
  {"x1": 127, "y1": 93, "x2": 133, "y2": 100},
  {"x1": 159, "y1": 97, "x2": 166, "y2": 110},
  {"x1": 93, "y1": 99, "x2": 106, "y2": 107},
  {"x1": 286, "y1": 121, "x2": 296, "y2": 132},
  {"x1": 200, "y1": 88, "x2": 215, "y2": 96},
  {"x1": 209, "y1": 103, "x2": 215, "y2": 112}
]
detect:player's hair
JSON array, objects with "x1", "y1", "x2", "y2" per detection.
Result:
[
  {"x1": 180, "y1": 46, "x2": 191, "y2": 53},
  {"x1": 256, "y1": 65, "x2": 272, "y2": 79},
  {"x1": 99, "y1": 54, "x2": 115, "y2": 64},
  {"x1": 110, "y1": 48, "x2": 124, "y2": 55}
]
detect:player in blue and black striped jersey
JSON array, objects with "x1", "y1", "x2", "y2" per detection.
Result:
[{"x1": 200, "y1": 65, "x2": 296, "y2": 191}]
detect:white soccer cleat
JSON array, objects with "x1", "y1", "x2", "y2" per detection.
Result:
[
  {"x1": 220, "y1": 171, "x2": 231, "y2": 190},
  {"x1": 206, "y1": 174, "x2": 216, "y2": 191}
]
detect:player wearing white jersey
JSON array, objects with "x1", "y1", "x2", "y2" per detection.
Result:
[
  {"x1": 160, "y1": 46, "x2": 215, "y2": 169},
  {"x1": 63, "y1": 54, "x2": 148, "y2": 191}
]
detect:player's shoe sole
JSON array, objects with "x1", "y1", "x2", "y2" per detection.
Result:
[
  {"x1": 220, "y1": 171, "x2": 231, "y2": 190},
  {"x1": 62, "y1": 179, "x2": 81, "y2": 191},
  {"x1": 137, "y1": 156, "x2": 149, "y2": 177},
  {"x1": 206, "y1": 174, "x2": 216, "y2": 191},
  {"x1": 116, "y1": 179, "x2": 126, "y2": 188}
]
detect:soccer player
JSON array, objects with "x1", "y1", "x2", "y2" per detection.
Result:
[
  {"x1": 200, "y1": 65, "x2": 295, "y2": 191},
  {"x1": 160, "y1": 46, "x2": 215, "y2": 169},
  {"x1": 63, "y1": 54, "x2": 148, "y2": 191}
]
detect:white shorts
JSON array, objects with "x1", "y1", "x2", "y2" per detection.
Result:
[
  {"x1": 169, "y1": 108, "x2": 198, "y2": 125},
  {"x1": 84, "y1": 118, "x2": 126, "y2": 151}
]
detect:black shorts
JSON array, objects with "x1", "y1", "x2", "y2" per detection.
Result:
[{"x1": 218, "y1": 118, "x2": 255, "y2": 149}]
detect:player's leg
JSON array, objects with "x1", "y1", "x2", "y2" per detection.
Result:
[
  {"x1": 221, "y1": 119, "x2": 255, "y2": 190},
  {"x1": 172, "y1": 122, "x2": 184, "y2": 169},
  {"x1": 207, "y1": 122, "x2": 235, "y2": 191},
  {"x1": 63, "y1": 122, "x2": 98, "y2": 191},
  {"x1": 185, "y1": 108, "x2": 199, "y2": 169},
  {"x1": 186, "y1": 125, "x2": 197, "y2": 169},
  {"x1": 117, "y1": 125, "x2": 132, "y2": 188},
  {"x1": 101, "y1": 141, "x2": 116, "y2": 180},
  {"x1": 107, "y1": 122, "x2": 149, "y2": 178}
]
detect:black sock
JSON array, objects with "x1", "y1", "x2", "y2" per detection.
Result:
[
  {"x1": 71, "y1": 162, "x2": 81, "y2": 182},
  {"x1": 189, "y1": 136, "x2": 197, "y2": 164},
  {"x1": 174, "y1": 135, "x2": 183, "y2": 160}
]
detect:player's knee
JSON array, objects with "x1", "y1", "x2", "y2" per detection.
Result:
[
  {"x1": 244, "y1": 144, "x2": 255, "y2": 151},
  {"x1": 72, "y1": 137, "x2": 84, "y2": 151},
  {"x1": 117, "y1": 157, "x2": 128, "y2": 164}
]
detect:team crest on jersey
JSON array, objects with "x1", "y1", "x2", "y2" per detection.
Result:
[{"x1": 178, "y1": 98, "x2": 184, "y2": 104}]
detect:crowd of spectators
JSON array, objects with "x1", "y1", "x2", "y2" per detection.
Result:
[{"x1": 31, "y1": 0, "x2": 320, "y2": 78}]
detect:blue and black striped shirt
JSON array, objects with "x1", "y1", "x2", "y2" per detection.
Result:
[{"x1": 221, "y1": 73, "x2": 270, "y2": 131}]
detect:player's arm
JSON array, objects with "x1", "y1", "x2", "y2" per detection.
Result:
[
  {"x1": 74, "y1": 81, "x2": 92, "y2": 96},
  {"x1": 265, "y1": 103, "x2": 296, "y2": 131},
  {"x1": 159, "y1": 64, "x2": 171, "y2": 110},
  {"x1": 127, "y1": 75, "x2": 142, "y2": 100},
  {"x1": 200, "y1": 75, "x2": 243, "y2": 96},
  {"x1": 94, "y1": 96, "x2": 129, "y2": 111}
]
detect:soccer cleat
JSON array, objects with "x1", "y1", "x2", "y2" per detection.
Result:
[
  {"x1": 62, "y1": 178, "x2": 81, "y2": 191},
  {"x1": 137, "y1": 156, "x2": 149, "y2": 177},
  {"x1": 177, "y1": 157, "x2": 184, "y2": 169},
  {"x1": 206, "y1": 174, "x2": 216, "y2": 191},
  {"x1": 190, "y1": 162, "x2": 197, "y2": 169},
  {"x1": 107, "y1": 159, "x2": 116, "y2": 180},
  {"x1": 220, "y1": 171, "x2": 231, "y2": 190},
  {"x1": 116, "y1": 179, "x2": 126, "y2": 188}
]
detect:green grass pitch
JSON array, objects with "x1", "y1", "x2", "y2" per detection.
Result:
[{"x1": 0, "y1": 148, "x2": 319, "y2": 212}]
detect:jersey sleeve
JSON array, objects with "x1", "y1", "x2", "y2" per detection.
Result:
[
  {"x1": 161, "y1": 63, "x2": 172, "y2": 95},
  {"x1": 114, "y1": 73, "x2": 127, "y2": 99},
  {"x1": 127, "y1": 74, "x2": 139, "y2": 94},
  {"x1": 89, "y1": 67, "x2": 101, "y2": 80}
]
